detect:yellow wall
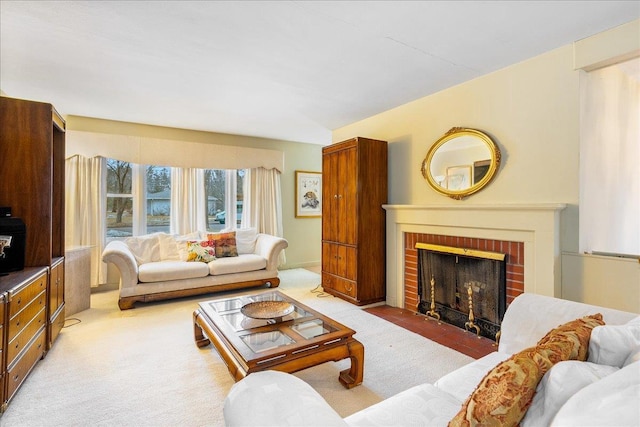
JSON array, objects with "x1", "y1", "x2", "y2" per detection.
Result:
[
  {"x1": 67, "y1": 116, "x2": 323, "y2": 270},
  {"x1": 333, "y1": 20, "x2": 640, "y2": 312}
]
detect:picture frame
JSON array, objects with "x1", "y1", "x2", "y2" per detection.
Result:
[
  {"x1": 295, "y1": 170, "x2": 322, "y2": 218},
  {"x1": 446, "y1": 165, "x2": 472, "y2": 191}
]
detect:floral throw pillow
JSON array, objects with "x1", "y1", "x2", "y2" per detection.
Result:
[
  {"x1": 186, "y1": 240, "x2": 216, "y2": 263},
  {"x1": 206, "y1": 231, "x2": 238, "y2": 258},
  {"x1": 449, "y1": 313, "x2": 605, "y2": 427}
]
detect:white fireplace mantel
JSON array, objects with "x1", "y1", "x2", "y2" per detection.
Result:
[{"x1": 382, "y1": 203, "x2": 567, "y2": 308}]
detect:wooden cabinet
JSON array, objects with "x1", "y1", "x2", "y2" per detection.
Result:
[
  {"x1": 321, "y1": 137, "x2": 387, "y2": 305},
  {"x1": 0, "y1": 96, "x2": 66, "y2": 351},
  {"x1": 0, "y1": 267, "x2": 49, "y2": 411}
]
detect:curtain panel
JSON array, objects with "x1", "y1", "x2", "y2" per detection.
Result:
[
  {"x1": 244, "y1": 167, "x2": 286, "y2": 266},
  {"x1": 170, "y1": 168, "x2": 207, "y2": 235},
  {"x1": 65, "y1": 155, "x2": 107, "y2": 287},
  {"x1": 580, "y1": 61, "x2": 640, "y2": 256}
]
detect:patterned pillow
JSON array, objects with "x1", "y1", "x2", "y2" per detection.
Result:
[
  {"x1": 536, "y1": 313, "x2": 605, "y2": 361},
  {"x1": 186, "y1": 240, "x2": 216, "y2": 263},
  {"x1": 206, "y1": 231, "x2": 238, "y2": 258},
  {"x1": 449, "y1": 314, "x2": 604, "y2": 427}
]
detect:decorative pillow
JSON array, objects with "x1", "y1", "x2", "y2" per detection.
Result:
[
  {"x1": 186, "y1": 240, "x2": 216, "y2": 263},
  {"x1": 157, "y1": 233, "x2": 181, "y2": 261},
  {"x1": 536, "y1": 313, "x2": 605, "y2": 362},
  {"x1": 206, "y1": 231, "x2": 238, "y2": 258},
  {"x1": 222, "y1": 227, "x2": 257, "y2": 254},
  {"x1": 550, "y1": 360, "x2": 640, "y2": 427},
  {"x1": 449, "y1": 314, "x2": 604, "y2": 427},
  {"x1": 587, "y1": 316, "x2": 640, "y2": 368},
  {"x1": 175, "y1": 231, "x2": 203, "y2": 261},
  {"x1": 124, "y1": 233, "x2": 161, "y2": 266},
  {"x1": 521, "y1": 361, "x2": 618, "y2": 427}
]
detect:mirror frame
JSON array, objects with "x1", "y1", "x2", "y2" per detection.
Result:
[{"x1": 421, "y1": 127, "x2": 501, "y2": 200}]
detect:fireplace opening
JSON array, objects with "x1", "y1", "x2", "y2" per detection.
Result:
[{"x1": 417, "y1": 243, "x2": 506, "y2": 340}]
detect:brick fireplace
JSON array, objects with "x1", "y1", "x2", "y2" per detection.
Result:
[
  {"x1": 382, "y1": 203, "x2": 566, "y2": 309},
  {"x1": 404, "y1": 233, "x2": 524, "y2": 312}
]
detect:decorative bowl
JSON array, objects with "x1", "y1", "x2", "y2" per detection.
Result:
[{"x1": 241, "y1": 301, "x2": 294, "y2": 319}]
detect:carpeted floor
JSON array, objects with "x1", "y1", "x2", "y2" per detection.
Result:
[{"x1": 0, "y1": 269, "x2": 473, "y2": 426}]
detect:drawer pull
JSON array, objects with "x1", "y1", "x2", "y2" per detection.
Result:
[
  {"x1": 345, "y1": 283, "x2": 353, "y2": 292},
  {"x1": 16, "y1": 297, "x2": 21, "y2": 305},
  {"x1": 15, "y1": 320, "x2": 20, "y2": 327},
  {"x1": 13, "y1": 375, "x2": 19, "y2": 382}
]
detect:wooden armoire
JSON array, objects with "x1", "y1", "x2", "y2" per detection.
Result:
[
  {"x1": 0, "y1": 96, "x2": 65, "y2": 410},
  {"x1": 321, "y1": 137, "x2": 387, "y2": 305}
]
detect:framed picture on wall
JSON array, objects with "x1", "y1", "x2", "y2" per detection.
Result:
[
  {"x1": 295, "y1": 170, "x2": 322, "y2": 218},
  {"x1": 446, "y1": 165, "x2": 472, "y2": 190}
]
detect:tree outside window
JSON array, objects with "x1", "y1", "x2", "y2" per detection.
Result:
[{"x1": 106, "y1": 159, "x2": 133, "y2": 239}]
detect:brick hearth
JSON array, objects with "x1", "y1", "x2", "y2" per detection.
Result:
[{"x1": 404, "y1": 232, "x2": 524, "y2": 312}]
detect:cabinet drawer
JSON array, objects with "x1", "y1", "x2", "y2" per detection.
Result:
[
  {"x1": 6, "y1": 329, "x2": 46, "y2": 402},
  {"x1": 321, "y1": 272, "x2": 335, "y2": 291},
  {"x1": 7, "y1": 308, "x2": 47, "y2": 366},
  {"x1": 8, "y1": 291, "x2": 46, "y2": 342},
  {"x1": 8, "y1": 272, "x2": 47, "y2": 318},
  {"x1": 333, "y1": 277, "x2": 356, "y2": 298}
]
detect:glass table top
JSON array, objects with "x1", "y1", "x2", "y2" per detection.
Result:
[{"x1": 202, "y1": 291, "x2": 339, "y2": 354}]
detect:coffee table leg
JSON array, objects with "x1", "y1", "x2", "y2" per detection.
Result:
[
  {"x1": 193, "y1": 310, "x2": 211, "y2": 348},
  {"x1": 339, "y1": 339, "x2": 364, "y2": 389}
]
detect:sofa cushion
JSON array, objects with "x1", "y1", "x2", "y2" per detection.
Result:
[
  {"x1": 521, "y1": 361, "x2": 618, "y2": 427},
  {"x1": 449, "y1": 314, "x2": 604, "y2": 427},
  {"x1": 550, "y1": 360, "x2": 640, "y2": 426},
  {"x1": 208, "y1": 254, "x2": 266, "y2": 276},
  {"x1": 124, "y1": 233, "x2": 161, "y2": 265},
  {"x1": 207, "y1": 231, "x2": 238, "y2": 258},
  {"x1": 186, "y1": 240, "x2": 216, "y2": 263},
  {"x1": 434, "y1": 352, "x2": 510, "y2": 402},
  {"x1": 345, "y1": 383, "x2": 461, "y2": 427},
  {"x1": 138, "y1": 261, "x2": 209, "y2": 283},
  {"x1": 588, "y1": 316, "x2": 640, "y2": 368}
]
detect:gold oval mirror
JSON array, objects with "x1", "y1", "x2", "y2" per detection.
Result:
[{"x1": 421, "y1": 127, "x2": 501, "y2": 200}]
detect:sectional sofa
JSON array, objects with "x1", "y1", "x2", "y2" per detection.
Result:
[{"x1": 223, "y1": 293, "x2": 639, "y2": 426}]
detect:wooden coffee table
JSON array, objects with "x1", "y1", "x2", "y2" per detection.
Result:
[{"x1": 193, "y1": 290, "x2": 364, "y2": 388}]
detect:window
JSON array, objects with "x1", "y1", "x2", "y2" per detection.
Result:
[
  {"x1": 146, "y1": 165, "x2": 171, "y2": 234},
  {"x1": 107, "y1": 159, "x2": 245, "y2": 238},
  {"x1": 204, "y1": 169, "x2": 245, "y2": 231},
  {"x1": 580, "y1": 57, "x2": 640, "y2": 258},
  {"x1": 106, "y1": 160, "x2": 133, "y2": 240}
]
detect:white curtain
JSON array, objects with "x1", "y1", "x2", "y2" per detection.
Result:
[
  {"x1": 65, "y1": 155, "x2": 107, "y2": 287},
  {"x1": 580, "y1": 59, "x2": 640, "y2": 256},
  {"x1": 170, "y1": 168, "x2": 207, "y2": 235},
  {"x1": 244, "y1": 167, "x2": 285, "y2": 266}
]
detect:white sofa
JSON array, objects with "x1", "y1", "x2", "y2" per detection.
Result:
[
  {"x1": 223, "y1": 293, "x2": 640, "y2": 426},
  {"x1": 102, "y1": 228, "x2": 288, "y2": 310}
]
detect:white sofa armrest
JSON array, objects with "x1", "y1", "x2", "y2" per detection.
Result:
[
  {"x1": 254, "y1": 233, "x2": 288, "y2": 270},
  {"x1": 224, "y1": 371, "x2": 347, "y2": 427},
  {"x1": 102, "y1": 240, "x2": 139, "y2": 290}
]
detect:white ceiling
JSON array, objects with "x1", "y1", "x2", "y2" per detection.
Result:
[{"x1": 1, "y1": 1, "x2": 638, "y2": 145}]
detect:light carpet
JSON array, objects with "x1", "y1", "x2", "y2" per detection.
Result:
[{"x1": 0, "y1": 269, "x2": 473, "y2": 426}]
